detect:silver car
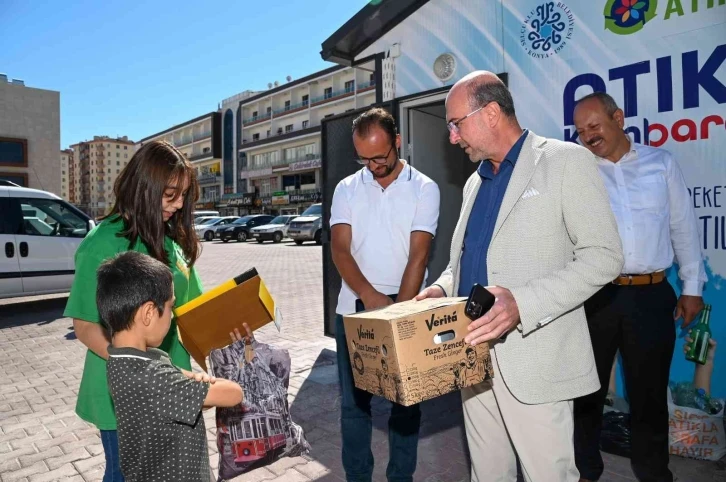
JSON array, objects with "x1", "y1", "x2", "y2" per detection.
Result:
[
  {"x1": 195, "y1": 216, "x2": 239, "y2": 241},
  {"x1": 287, "y1": 204, "x2": 323, "y2": 245},
  {"x1": 249, "y1": 215, "x2": 298, "y2": 243}
]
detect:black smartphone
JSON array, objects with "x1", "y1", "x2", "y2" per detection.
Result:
[{"x1": 465, "y1": 284, "x2": 496, "y2": 320}]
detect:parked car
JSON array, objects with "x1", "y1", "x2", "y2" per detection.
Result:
[
  {"x1": 249, "y1": 215, "x2": 298, "y2": 244},
  {"x1": 288, "y1": 204, "x2": 323, "y2": 245},
  {"x1": 219, "y1": 215, "x2": 275, "y2": 243},
  {"x1": 193, "y1": 215, "x2": 217, "y2": 225},
  {"x1": 1, "y1": 184, "x2": 95, "y2": 299},
  {"x1": 195, "y1": 216, "x2": 239, "y2": 241}
]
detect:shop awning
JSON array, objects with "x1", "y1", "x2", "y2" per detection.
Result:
[{"x1": 320, "y1": 0, "x2": 429, "y2": 65}]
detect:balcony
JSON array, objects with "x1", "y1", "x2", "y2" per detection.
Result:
[
  {"x1": 198, "y1": 173, "x2": 221, "y2": 185},
  {"x1": 272, "y1": 100, "x2": 309, "y2": 119},
  {"x1": 243, "y1": 112, "x2": 272, "y2": 126},
  {"x1": 189, "y1": 151, "x2": 213, "y2": 162},
  {"x1": 193, "y1": 131, "x2": 212, "y2": 142},
  {"x1": 175, "y1": 135, "x2": 194, "y2": 147},
  {"x1": 311, "y1": 87, "x2": 355, "y2": 106},
  {"x1": 358, "y1": 80, "x2": 376, "y2": 92}
]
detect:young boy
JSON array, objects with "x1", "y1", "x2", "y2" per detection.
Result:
[{"x1": 97, "y1": 251, "x2": 243, "y2": 481}]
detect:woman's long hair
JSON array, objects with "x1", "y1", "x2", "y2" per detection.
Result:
[{"x1": 103, "y1": 140, "x2": 201, "y2": 267}]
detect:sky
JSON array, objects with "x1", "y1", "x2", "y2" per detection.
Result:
[{"x1": 0, "y1": 0, "x2": 369, "y2": 148}]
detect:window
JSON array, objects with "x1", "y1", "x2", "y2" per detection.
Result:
[
  {"x1": 285, "y1": 124, "x2": 293, "y2": 133},
  {"x1": 266, "y1": 106, "x2": 271, "y2": 114},
  {"x1": 370, "y1": 73, "x2": 375, "y2": 83},
  {"x1": 124, "y1": 146, "x2": 127, "y2": 150},
  {"x1": 0, "y1": 137, "x2": 28, "y2": 166},
  {"x1": 252, "y1": 111, "x2": 258, "y2": 118},
  {"x1": 283, "y1": 143, "x2": 316, "y2": 162},
  {"x1": 266, "y1": 130, "x2": 271, "y2": 138},
  {"x1": 302, "y1": 120, "x2": 309, "y2": 129},
  {"x1": 116, "y1": 145, "x2": 119, "y2": 149},
  {"x1": 1, "y1": 173, "x2": 27, "y2": 186},
  {"x1": 19, "y1": 198, "x2": 88, "y2": 238},
  {"x1": 62, "y1": 170, "x2": 65, "y2": 174},
  {"x1": 125, "y1": 154, "x2": 128, "y2": 158},
  {"x1": 252, "y1": 133, "x2": 260, "y2": 141},
  {"x1": 117, "y1": 169, "x2": 120, "y2": 174},
  {"x1": 324, "y1": 87, "x2": 332, "y2": 99},
  {"x1": 302, "y1": 95, "x2": 309, "y2": 106},
  {"x1": 284, "y1": 100, "x2": 291, "y2": 110},
  {"x1": 117, "y1": 161, "x2": 120, "y2": 166},
  {"x1": 277, "y1": 128, "x2": 283, "y2": 135},
  {"x1": 117, "y1": 153, "x2": 120, "y2": 158},
  {"x1": 345, "y1": 80, "x2": 355, "y2": 92},
  {"x1": 108, "y1": 169, "x2": 111, "y2": 173}
]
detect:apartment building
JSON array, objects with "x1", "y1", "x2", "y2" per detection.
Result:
[
  {"x1": 225, "y1": 64, "x2": 376, "y2": 216},
  {"x1": 137, "y1": 112, "x2": 222, "y2": 212},
  {"x1": 60, "y1": 149, "x2": 72, "y2": 201},
  {"x1": 0, "y1": 75, "x2": 61, "y2": 195},
  {"x1": 69, "y1": 136, "x2": 137, "y2": 218}
]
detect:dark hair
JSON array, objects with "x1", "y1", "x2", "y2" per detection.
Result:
[
  {"x1": 467, "y1": 80, "x2": 516, "y2": 118},
  {"x1": 466, "y1": 347, "x2": 476, "y2": 355},
  {"x1": 576, "y1": 91, "x2": 620, "y2": 117},
  {"x1": 352, "y1": 107, "x2": 397, "y2": 144},
  {"x1": 104, "y1": 140, "x2": 200, "y2": 267},
  {"x1": 96, "y1": 251, "x2": 173, "y2": 337}
]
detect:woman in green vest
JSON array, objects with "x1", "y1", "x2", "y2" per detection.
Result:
[{"x1": 64, "y1": 140, "x2": 203, "y2": 482}]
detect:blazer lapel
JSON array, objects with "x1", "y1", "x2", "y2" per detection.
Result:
[{"x1": 492, "y1": 132, "x2": 545, "y2": 241}]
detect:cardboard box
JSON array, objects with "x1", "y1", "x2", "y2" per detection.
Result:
[
  {"x1": 173, "y1": 268, "x2": 281, "y2": 371},
  {"x1": 343, "y1": 297, "x2": 493, "y2": 406}
]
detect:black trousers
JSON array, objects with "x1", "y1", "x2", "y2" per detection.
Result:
[{"x1": 574, "y1": 281, "x2": 677, "y2": 482}]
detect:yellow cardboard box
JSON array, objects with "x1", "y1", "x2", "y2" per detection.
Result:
[{"x1": 173, "y1": 268, "x2": 281, "y2": 371}]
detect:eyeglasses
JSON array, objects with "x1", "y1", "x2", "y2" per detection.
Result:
[
  {"x1": 355, "y1": 144, "x2": 395, "y2": 165},
  {"x1": 446, "y1": 103, "x2": 490, "y2": 135}
]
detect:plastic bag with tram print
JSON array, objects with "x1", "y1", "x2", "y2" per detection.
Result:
[{"x1": 209, "y1": 337, "x2": 310, "y2": 481}]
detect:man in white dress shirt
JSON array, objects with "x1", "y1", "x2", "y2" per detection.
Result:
[{"x1": 572, "y1": 92, "x2": 707, "y2": 482}]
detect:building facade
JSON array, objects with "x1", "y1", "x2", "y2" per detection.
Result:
[
  {"x1": 69, "y1": 136, "x2": 137, "y2": 219},
  {"x1": 137, "y1": 112, "x2": 222, "y2": 212},
  {"x1": 0, "y1": 75, "x2": 61, "y2": 195},
  {"x1": 60, "y1": 149, "x2": 72, "y2": 201},
  {"x1": 222, "y1": 64, "x2": 376, "y2": 216}
]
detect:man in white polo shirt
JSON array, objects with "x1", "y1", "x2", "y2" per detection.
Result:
[{"x1": 330, "y1": 107, "x2": 440, "y2": 482}]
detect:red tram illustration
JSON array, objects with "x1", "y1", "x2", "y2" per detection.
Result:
[{"x1": 226, "y1": 412, "x2": 286, "y2": 463}]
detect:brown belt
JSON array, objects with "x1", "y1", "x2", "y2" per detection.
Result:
[{"x1": 612, "y1": 271, "x2": 666, "y2": 286}]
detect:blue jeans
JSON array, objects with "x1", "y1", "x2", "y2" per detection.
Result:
[
  {"x1": 100, "y1": 430, "x2": 124, "y2": 482},
  {"x1": 335, "y1": 306, "x2": 421, "y2": 482}
]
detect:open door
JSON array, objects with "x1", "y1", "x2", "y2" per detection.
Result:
[
  {"x1": 321, "y1": 103, "x2": 394, "y2": 337},
  {"x1": 401, "y1": 96, "x2": 476, "y2": 290}
]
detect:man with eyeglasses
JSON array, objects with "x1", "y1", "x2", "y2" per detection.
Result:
[
  {"x1": 415, "y1": 71, "x2": 624, "y2": 481},
  {"x1": 572, "y1": 92, "x2": 705, "y2": 482},
  {"x1": 330, "y1": 107, "x2": 440, "y2": 482}
]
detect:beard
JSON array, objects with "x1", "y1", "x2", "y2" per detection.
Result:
[{"x1": 370, "y1": 161, "x2": 396, "y2": 179}]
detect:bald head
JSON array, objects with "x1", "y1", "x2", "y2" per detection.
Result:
[{"x1": 448, "y1": 70, "x2": 515, "y2": 118}]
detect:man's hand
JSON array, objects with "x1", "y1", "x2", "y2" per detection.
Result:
[
  {"x1": 675, "y1": 295, "x2": 705, "y2": 328},
  {"x1": 361, "y1": 290, "x2": 394, "y2": 310},
  {"x1": 465, "y1": 286, "x2": 520, "y2": 345},
  {"x1": 414, "y1": 285, "x2": 445, "y2": 301}
]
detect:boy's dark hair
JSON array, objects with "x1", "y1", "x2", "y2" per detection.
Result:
[
  {"x1": 96, "y1": 251, "x2": 173, "y2": 337},
  {"x1": 352, "y1": 107, "x2": 397, "y2": 144}
]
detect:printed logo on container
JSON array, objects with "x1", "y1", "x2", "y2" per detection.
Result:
[
  {"x1": 604, "y1": 0, "x2": 657, "y2": 35},
  {"x1": 520, "y1": 2, "x2": 575, "y2": 59}
]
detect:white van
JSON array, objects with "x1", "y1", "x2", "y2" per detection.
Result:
[{"x1": 0, "y1": 184, "x2": 95, "y2": 299}]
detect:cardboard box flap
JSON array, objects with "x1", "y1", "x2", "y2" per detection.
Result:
[{"x1": 346, "y1": 297, "x2": 467, "y2": 321}]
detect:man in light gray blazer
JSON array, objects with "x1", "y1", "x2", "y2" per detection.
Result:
[{"x1": 415, "y1": 71, "x2": 624, "y2": 481}]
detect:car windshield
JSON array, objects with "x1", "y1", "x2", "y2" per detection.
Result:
[
  {"x1": 301, "y1": 204, "x2": 322, "y2": 216},
  {"x1": 269, "y1": 216, "x2": 288, "y2": 225},
  {"x1": 233, "y1": 216, "x2": 253, "y2": 225}
]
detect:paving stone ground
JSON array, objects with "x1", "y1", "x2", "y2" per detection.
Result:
[{"x1": 0, "y1": 240, "x2": 724, "y2": 481}]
